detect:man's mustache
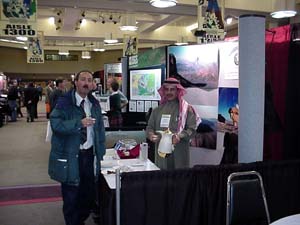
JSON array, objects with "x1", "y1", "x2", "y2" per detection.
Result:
[{"x1": 83, "y1": 85, "x2": 89, "y2": 89}]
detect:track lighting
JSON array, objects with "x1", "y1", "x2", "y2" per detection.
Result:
[
  {"x1": 81, "y1": 11, "x2": 86, "y2": 17},
  {"x1": 56, "y1": 10, "x2": 62, "y2": 16},
  {"x1": 55, "y1": 18, "x2": 62, "y2": 30}
]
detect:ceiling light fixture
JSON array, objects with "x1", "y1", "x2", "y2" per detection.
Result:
[
  {"x1": 58, "y1": 48, "x2": 69, "y2": 55},
  {"x1": 93, "y1": 48, "x2": 105, "y2": 52},
  {"x1": 55, "y1": 18, "x2": 63, "y2": 30},
  {"x1": 16, "y1": 36, "x2": 28, "y2": 41},
  {"x1": 56, "y1": 9, "x2": 62, "y2": 16},
  {"x1": 48, "y1": 17, "x2": 55, "y2": 25},
  {"x1": 104, "y1": 33, "x2": 118, "y2": 44},
  {"x1": 82, "y1": 51, "x2": 91, "y2": 59},
  {"x1": 120, "y1": 14, "x2": 138, "y2": 31},
  {"x1": 175, "y1": 36, "x2": 188, "y2": 46},
  {"x1": 0, "y1": 38, "x2": 24, "y2": 44},
  {"x1": 271, "y1": 0, "x2": 297, "y2": 18},
  {"x1": 93, "y1": 42, "x2": 105, "y2": 52},
  {"x1": 224, "y1": 15, "x2": 238, "y2": 25},
  {"x1": 75, "y1": 21, "x2": 81, "y2": 30},
  {"x1": 81, "y1": 19, "x2": 87, "y2": 26},
  {"x1": 75, "y1": 19, "x2": 87, "y2": 30},
  {"x1": 150, "y1": 0, "x2": 177, "y2": 8}
]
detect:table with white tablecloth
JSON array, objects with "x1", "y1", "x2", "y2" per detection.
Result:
[
  {"x1": 98, "y1": 148, "x2": 159, "y2": 225},
  {"x1": 271, "y1": 214, "x2": 300, "y2": 225}
]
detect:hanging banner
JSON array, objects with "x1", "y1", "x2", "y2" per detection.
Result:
[
  {"x1": 27, "y1": 31, "x2": 44, "y2": 63},
  {"x1": 0, "y1": 0, "x2": 37, "y2": 37},
  {"x1": 123, "y1": 34, "x2": 138, "y2": 56},
  {"x1": 196, "y1": 0, "x2": 224, "y2": 43}
]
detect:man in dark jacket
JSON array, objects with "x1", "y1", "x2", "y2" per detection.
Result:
[
  {"x1": 24, "y1": 82, "x2": 37, "y2": 122},
  {"x1": 7, "y1": 80, "x2": 18, "y2": 122},
  {"x1": 48, "y1": 70, "x2": 105, "y2": 225},
  {"x1": 49, "y1": 77, "x2": 66, "y2": 113}
]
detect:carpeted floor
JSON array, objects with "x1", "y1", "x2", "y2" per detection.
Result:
[
  {"x1": 0, "y1": 102, "x2": 54, "y2": 187},
  {"x1": 0, "y1": 184, "x2": 61, "y2": 206}
]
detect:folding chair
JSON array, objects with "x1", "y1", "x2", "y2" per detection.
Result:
[{"x1": 226, "y1": 171, "x2": 270, "y2": 225}]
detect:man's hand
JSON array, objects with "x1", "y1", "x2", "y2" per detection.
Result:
[
  {"x1": 172, "y1": 133, "x2": 180, "y2": 145},
  {"x1": 149, "y1": 134, "x2": 160, "y2": 143},
  {"x1": 81, "y1": 117, "x2": 96, "y2": 127}
]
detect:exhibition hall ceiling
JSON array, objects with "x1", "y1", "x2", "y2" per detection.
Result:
[{"x1": 0, "y1": 0, "x2": 299, "y2": 51}]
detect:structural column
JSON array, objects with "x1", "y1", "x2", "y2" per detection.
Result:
[{"x1": 238, "y1": 15, "x2": 266, "y2": 163}]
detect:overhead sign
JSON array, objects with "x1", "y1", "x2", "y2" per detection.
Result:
[
  {"x1": 0, "y1": 0, "x2": 37, "y2": 37},
  {"x1": 27, "y1": 31, "x2": 44, "y2": 63},
  {"x1": 196, "y1": 0, "x2": 224, "y2": 43},
  {"x1": 123, "y1": 34, "x2": 138, "y2": 57}
]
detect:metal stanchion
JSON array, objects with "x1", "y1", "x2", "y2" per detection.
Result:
[{"x1": 116, "y1": 168, "x2": 121, "y2": 225}]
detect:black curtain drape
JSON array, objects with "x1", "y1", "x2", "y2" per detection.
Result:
[
  {"x1": 284, "y1": 24, "x2": 300, "y2": 159},
  {"x1": 99, "y1": 160, "x2": 300, "y2": 225}
]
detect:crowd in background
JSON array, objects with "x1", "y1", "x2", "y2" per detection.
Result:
[
  {"x1": 0, "y1": 77, "x2": 69, "y2": 123},
  {"x1": 0, "y1": 76, "x2": 128, "y2": 129}
]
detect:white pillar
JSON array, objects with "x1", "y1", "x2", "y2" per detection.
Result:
[{"x1": 238, "y1": 15, "x2": 266, "y2": 163}]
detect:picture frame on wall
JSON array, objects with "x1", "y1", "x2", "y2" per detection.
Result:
[{"x1": 129, "y1": 68, "x2": 161, "y2": 101}]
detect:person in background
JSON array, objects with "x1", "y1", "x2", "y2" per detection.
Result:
[
  {"x1": 16, "y1": 91, "x2": 23, "y2": 118},
  {"x1": 36, "y1": 84, "x2": 43, "y2": 101},
  {"x1": 49, "y1": 77, "x2": 66, "y2": 113},
  {"x1": 146, "y1": 77, "x2": 200, "y2": 169},
  {"x1": 16, "y1": 82, "x2": 23, "y2": 118},
  {"x1": 7, "y1": 80, "x2": 18, "y2": 122},
  {"x1": 48, "y1": 70, "x2": 105, "y2": 225},
  {"x1": 32, "y1": 83, "x2": 40, "y2": 119},
  {"x1": 45, "y1": 80, "x2": 54, "y2": 119},
  {"x1": 108, "y1": 80, "x2": 122, "y2": 128},
  {"x1": 24, "y1": 82, "x2": 37, "y2": 122},
  {"x1": 106, "y1": 77, "x2": 128, "y2": 110}
]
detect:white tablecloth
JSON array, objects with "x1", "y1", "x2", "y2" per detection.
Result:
[
  {"x1": 271, "y1": 214, "x2": 300, "y2": 225},
  {"x1": 101, "y1": 148, "x2": 160, "y2": 189}
]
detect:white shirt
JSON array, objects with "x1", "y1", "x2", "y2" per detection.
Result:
[{"x1": 75, "y1": 92, "x2": 94, "y2": 150}]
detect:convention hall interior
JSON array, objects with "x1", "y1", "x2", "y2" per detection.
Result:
[{"x1": 0, "y1": 1, "x2": 300, "y2": 225}]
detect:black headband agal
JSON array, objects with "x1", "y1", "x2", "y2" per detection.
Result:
[{"x1": 164, "y1": 80, "x2": 180, "y2": 84}]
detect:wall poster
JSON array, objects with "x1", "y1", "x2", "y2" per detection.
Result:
[
  {"x1": 168, "y1": 44, "x2": 219, "y2": 150},
  {"x1": 104, "y1": 63, "x2": 122, "y2": 93},
  {"x1": 136, "y1": 100, "x2": 144, "y2": 112},
  {"x1": 217, "y1": 87, "x2": 239, "y2": 133},
  {"x1": 129, "y1": 100, "x2": 137, "y2": 112}
]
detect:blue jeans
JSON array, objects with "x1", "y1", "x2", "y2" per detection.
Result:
[{"x1": 8, "y1": 100, "x2": 17, "y2": 121}]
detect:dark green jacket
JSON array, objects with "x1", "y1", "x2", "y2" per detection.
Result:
[{"x1": 48, "y1": 90, "x2": 105, "y2": 185}]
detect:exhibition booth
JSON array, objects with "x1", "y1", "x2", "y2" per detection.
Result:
[{"x1": 97, "y1": 22, "x2": 300, "y2": 225}]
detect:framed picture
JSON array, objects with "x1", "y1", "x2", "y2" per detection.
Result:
[{"x1": 130, "y1": 68, "x2": 161, "y2": 100}]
